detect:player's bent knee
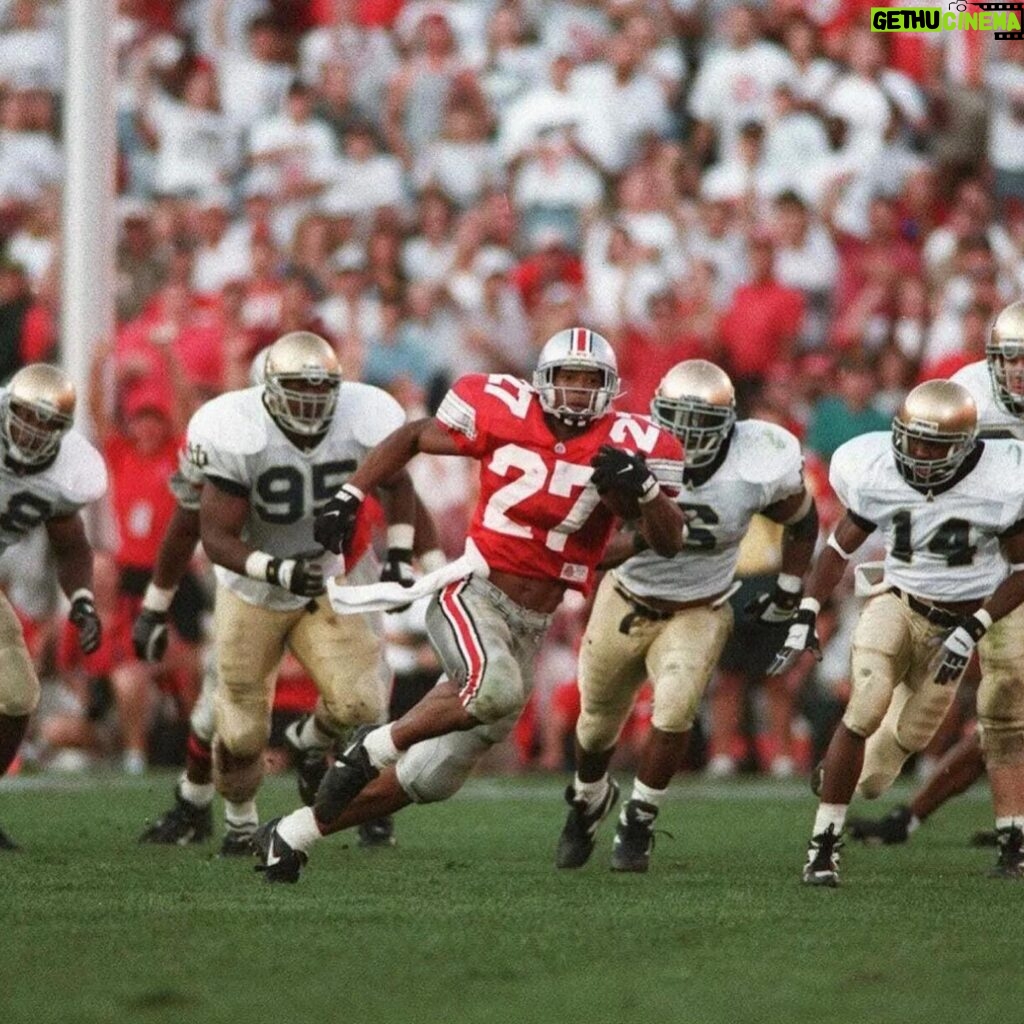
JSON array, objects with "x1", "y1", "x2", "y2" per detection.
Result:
[
  {"x1": 843, "y1": 650, "x2": 895, "y2": 737},
  {"x1": 394, "y1": 729, "x2": 498, "y2": 803},
  {"x1": 980, "y1": 725, "x2": 1024, "y2": 766},
  {"x1": 856, "y1": 723, "x2": 909, "y2": 800},
  {"x1": 0, "y1": 678, "x2": 39, "y2": 717},
  {"x1": 319, "y1": 691, "x2": 386, "y2": 731},
  {"x1": 576, "y1": 707, "x2": 628, "y2": 753},
  {"x1": 463, "y1": 661, "x2": 525, "y2": 724}
]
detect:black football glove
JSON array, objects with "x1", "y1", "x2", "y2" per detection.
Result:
[
  {"x1": 590, "y1": 445, "x2": 659, "y2": 502},
  {"x1": 132, "y1": 608, "x2": 169, "y2": 663},
  {"x1": 745, "y1": 580, "x2": 802, "y2": 625},
  {"x1": 934, "y1": 612, "x2": 988, "y2": 685},
  {"x1": 313, "y1": 483, "x2": 363, "y2": 554},
  {"x1": 69, "y1": 592, "x2": 102, "y2": 655},
  {"x1": 267, "y1": 557, "x2": 325, "y2": 598},
  {"x1": 766, "y1": 604, "x2": 821, "y2": 676}
]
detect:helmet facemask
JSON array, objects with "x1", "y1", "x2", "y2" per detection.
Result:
[
  {"x1": 264, "y1": 372, "x2": 340, "y2": 436},
  {"x1": 891, "y1": 417, "x2": 975, "y2": 489},
  {"x1": 650, "y1": 393, "x2": 735, "y2": 468},
  {"x1": 987, "y1": 338, "x2": 1024, "y2": 416},
  {"x1": 1, "y1": 394, "x2": 71, "y2": 466},
  {"x1": 532, "y1": 362, "x2": 619, "y2": 427}
]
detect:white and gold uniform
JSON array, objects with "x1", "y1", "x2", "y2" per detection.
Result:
[
  {"x1": 0, "y1": 421, "x2": 106, "y2": 716},
  {"x1": 577, "y1": 420, "x2": 803, "y2": 751},
  {"x1": 830, "y1": 432, "x2": 1024, "y2": 797},
  {"x1": 187, "y1": 382, "x2": 402, "y2": 771},
  {"x1": 862, "y1": 361, "x2": 1024, "y2": 789}
]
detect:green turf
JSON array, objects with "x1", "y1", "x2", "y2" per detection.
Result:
[{"x1": 0, "y1": 774, "x2": 1019, "y2": 1024}]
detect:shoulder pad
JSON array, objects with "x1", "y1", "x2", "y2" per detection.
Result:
[
  {"x1": 338, "y1": 382, "x2": 406, "y2": 449},
  {"x1": 53, "y1": 432, "x2": 108, "y2": 507},
  {"x1": 829, "y1": 431, "x2": 890, "y2": 490},
  {"x1": 731, "y1": 420, "x2": 803, "y2": 484},
  {"x1": 187, "y1": 389, "x2": 268, "y2": 458}
]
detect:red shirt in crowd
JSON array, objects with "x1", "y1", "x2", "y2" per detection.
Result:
[
  {"x1": 718, "y1": 280, "x2": 805, "y2": 380},
  {"x1": 104, "y1": 431, "x2": 183, "y2": 570},
  {"x1": 614, "y1": 327, "x2": 707, "y2": 415}
]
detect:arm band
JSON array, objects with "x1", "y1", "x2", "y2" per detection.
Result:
[
  {"x1": 69, "y1": 588, "x2": 95, "y2": 605},
  {"x1": 799, "y1": 596, "x2": 821, "y2": 615},
  {"x1": 387, "y1": 524, "x2": 415, "y2": 551},
  {"x1": 777, "y1": 573, "x2": 802, "y2": 594},
  {"x1": 779, "y1": 490, "x2": 814, "y2": 526},
  {"x1": 142, "y1": 583, "x2": 177, "y2": 613},
  {"x1": 245, "y1": 551, "x2": 274, "y2": 581},
  {"x1": 975, "y1": 609, "x2": 994, "y2": 632}
]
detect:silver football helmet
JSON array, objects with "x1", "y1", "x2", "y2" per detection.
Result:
[
  {"x1": 532, "y1": 327, "x2": 620, "y2": 426},
  {"x1": 651, "y1": 360, "x2": 736, "y2": 468},
  {"x1": 986, "y1": 300, "x2": 1024, "y2": 416},
  {"x1": 0, "y1": 363, "x2": 76, "y2": 466},
  {"x1": 263, "y1": 331, "x2": 341, "y2": 436},
  {"x1": 892, "y1": 380, "x2": 977, "y2": 488}
]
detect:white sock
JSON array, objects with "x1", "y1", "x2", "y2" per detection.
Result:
[
  {"x1": 179, "y1": 775, "x2": 214, "y2": 808},
  {"x1": 812, "y1": 803, "x2": 847, "y2": 837},
  {"x1": 573, "y1": 773, "x2": 610, "y2": 814},
  {"x1": 225, "y1": 800, "x2": 258, "y2": 830},
  {"x1": 996, "y1": 816, "x2": 1024, "y2": 830},
  {"x1": 363, "y1": 725, "x2": 399, "y2": 769},
  {"x1": 298, "y1": 715, "x2": 333, "y2": 752},
  {"x1": 907, "y1": 815, "x2": 921, "y2": 835},
  {"x1": 630, "y1": 779, "x2": 666, "y2": 808},
  {"x1": 276, "y1": 806, "x2": 323, "y2": 854}
]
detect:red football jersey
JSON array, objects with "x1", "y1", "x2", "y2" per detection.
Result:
[
  {"x1": 105, "y1": 433, "x2": 183, "y2": 570},
  {"x1": 436, "y1": 374, "x2": 684, "y2": 593}
]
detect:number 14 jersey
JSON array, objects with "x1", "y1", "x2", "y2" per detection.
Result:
[
  {"x1": 436, "y1": 374, "x2": 684, "y2": 593},
  {"x1": 830, "y1": 432, "x2": 1024, "y2": 601}
]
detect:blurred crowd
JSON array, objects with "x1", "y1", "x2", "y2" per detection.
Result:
[{"x1": 0, "y1": 0, "x2": 1022, "y2": 780}]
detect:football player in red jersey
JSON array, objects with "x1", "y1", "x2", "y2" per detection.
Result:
[{"x1": 253, "y1": 327, "x2": 687, "y2": 882}]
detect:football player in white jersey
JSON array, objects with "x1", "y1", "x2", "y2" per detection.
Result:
[
  {"x1": 135, "y1": 381, "x2": 444, "y2": 851},
  {"x1": 184, "y1": 330, "x2": 422, "y2": 854},
  {"x1": 848, "y1": 300, "x2": 1024, "y2": 850},
  {"x1": 0, "y1": 364, "x2": 107, "y2": 849},
  {"x1": 771, "y1": 379, "x2": 1024, "y2": 885},
  {"x1": 554, "y1": 360, "x2": 819, "y2": 872}
]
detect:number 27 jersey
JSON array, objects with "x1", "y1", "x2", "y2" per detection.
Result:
[{"x1": 436, "y1": 374, "x2": 684, "y2": 593}]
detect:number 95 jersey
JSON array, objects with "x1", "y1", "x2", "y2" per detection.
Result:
[
  {"x1": 830, "y1": 432, "x2": 1024, "y2": 602},
  {"x1": 187, "y1": 382, "x2": 405, "y2": 611},
  {"x1": 0, "y1": 427, "x2": 107, "y2": 553},
  {"x1": 436, "y1": 374, "x2": 684, "y2": 593}
]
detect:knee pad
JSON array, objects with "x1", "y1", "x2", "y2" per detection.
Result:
[
  {"x1": 212, "y1": 741, "x2": 262, "y2": 803},
  {"x1": 462, "y1": 654, "x2": 526, "y2": 725},
  {"x1": 318, "y1": 689, "x2": 386, "y2": 733},
  {"x1": 575, "y1": 706, "x2": 629, "y2": 754},
  {"x1": 650, "y1": 663, "x2": 704, "y2": 734},
  {"x1": 856, "y1": 720, "x2": 911, "y2": 800},
  {"x1": 395, "y1": 726, "x2": 503, "y2": 804},
  {"x1": 842, "y1": 648, "x2": 896, "y2": 739}
]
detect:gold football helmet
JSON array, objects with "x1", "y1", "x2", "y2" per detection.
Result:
[
  {"x1": 650, "y1": 360, "x2": 736, "y2": 468},
  {"x1": 1, "y1": 363, "x2": 76, "y2": 466},
  {"x1": 892, "y1": 380, "x2": 977, "y2": 488},
  {"x1": 263, "y1": 331, "x2": 341, "y2": 436},
  {"x1": 986, "y1": 300, "x2": 1024, "y2": 416}
]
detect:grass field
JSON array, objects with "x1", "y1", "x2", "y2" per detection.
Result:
[{"x1": 1, "y1": 772, "x2": 1020, "y2": 1024}]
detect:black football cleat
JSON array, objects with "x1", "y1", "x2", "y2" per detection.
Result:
[
  {"x1": 317, "y1": 726, "x2": 380, "y2": 822},
  {"x1": 357, "y1": 816, "x2": 396, "y2": 848},
  {"x1": 253, "y1": 818, "x2": 307, "y2": 884},
  {"x1": 0, "y1": 824, "x2": 19, "y2": 850},
  {"x1": 610, "y1": 799, "x2": 658, "y2": 873},
  {"x1": 847, "y1": 804, "x2": 913, "y2": 846},
  {"x1": 989, "y1": 825, "x2": 1024, "y2": 879},
  {"x1": 802, "y1": 825, "x2": 843, "y2": 887},
  {"x1": 219, "y1": 824, "x2": 257, "y2": 858},
  {"x1": 284, "y1": 716, "x2": 331, "y2": 806},
  {"x1": 138, "y1": 785, "x2": 213, "y2": 846},
  {"x1": 555, "y1": 779, "x2": 620, "y2": 869}
]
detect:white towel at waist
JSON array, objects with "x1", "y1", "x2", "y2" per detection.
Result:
[{"x1": 327, "y1": 540, "x2": 489, "y2": 614}]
